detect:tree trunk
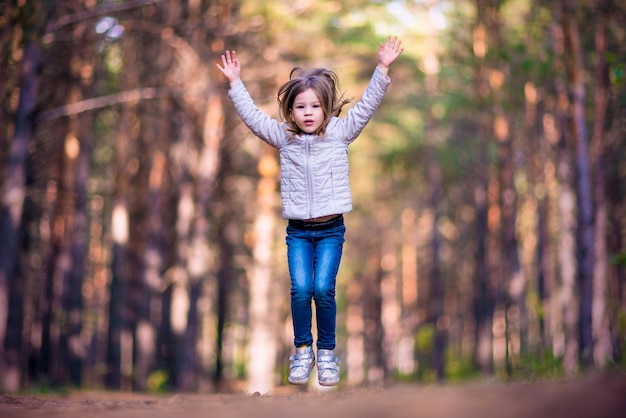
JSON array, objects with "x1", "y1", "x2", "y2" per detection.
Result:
[
  {"x1": 363, "y1": 246, "x2": 385, "y2": 385},
  {"x1": 58, "y1": 21, "x2": 96, "y2": 385},
  {"x1": 106, "y1": 102, "x2": 134, "y2": 389},
  {"x1": 424, "y1": 49, "x2": 446, "y2": 382},
  {"x1": 60, "y1": 113, "x2": 92, "y2": 386},
  {"x1": 483, "y1": 0, "x2": 526, "y2": 376},
  {"x1": 561, "y1": 0, "x2": 594, "y2": 369},
  {"x1": 379, "y1": 218, "x2": 402, "y2": 382},
  {"x1": 429, "y1": 160, "x2": 446, "y2": 382},
  {"x1": 168, "y1": 179, "x2": 194, "y2": 391},
  {"x1": 473, "y1": 173, "x2": 494, "y2": 376},
  {"x1": 556, "y1": 106, "x2": 579, "y2": 374},
  {"x1": 346, "y1": 276, "x2": 365, "y2": 385},
  {"x1": 247, "y1": 148, "x2": 279, "y2": 394},
  {"x1": 0, "y1": 40, "x2": 41, "y2": 392},
  {"x1": 376, "y1": 179, "x2": 400, "y2": 385},
  {"x1": 130, "y1": 22, "x2": 165, "y2": 392},
  {"x1": 106, "y1": 201, "x2": 129, "y2": 389},
  {"x1": 555, "y1": 81, "x2": 579, "y2": 375},
  {"x1": 471, "y1": 2, "x2": 494, "y2": 375},
  {"x1": 198, "y1": 95, "x2": 222, "y2": 390},
  {"x1": 525, "y1": 82, "x2": 556, "y2": 358},
  {"x1": 548, "y1": 10, "x2": 579, "y2": 375},
  {"x1": 590, "y1": 0, "x2": 612, "y2": 368},
  {"x1": 398, "y1": 208, "x2": 417, "y2": 376},
  {"x1": 134, "y1": 96, "x2": 172, "y2": 390}
]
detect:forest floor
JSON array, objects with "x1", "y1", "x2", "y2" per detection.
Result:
[{"x1": 1, "y1": 372, "x2": 625, "y2": 418}]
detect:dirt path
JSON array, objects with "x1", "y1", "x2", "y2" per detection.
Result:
[{"x1": 1, "y1": 373, "x2": 624, "y2": 418}]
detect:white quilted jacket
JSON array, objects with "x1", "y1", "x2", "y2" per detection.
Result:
[{"x1": 228, "y1": 67, "x2": 391, "y2": 220}]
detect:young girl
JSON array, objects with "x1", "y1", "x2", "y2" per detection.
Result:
[{"x1": 217, "y1": 36, "x2": 404, "y2": 386}]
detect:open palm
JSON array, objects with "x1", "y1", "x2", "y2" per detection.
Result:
[
  {"x1": 378, "y1": 36, "x2": 404, "y2": 68},
  {"x1": 216, "y1": 50, "x2": 241, "y2": 83}
]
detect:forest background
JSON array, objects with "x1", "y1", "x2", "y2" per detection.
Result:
[{"x1": 0, "y1": 0, "x2": 625, "y2": 396}]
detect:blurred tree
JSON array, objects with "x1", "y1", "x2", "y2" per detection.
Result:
[
  {"x1": 560, "y1": 0, "x2": 594, "y2": 370},
  {"x1": 471, "y1": 0, "x2": 496, "y2": 377},
  {"x1": 590, "y1": 0, "x2": 612, "y2": 370},
  {"x1": 0, "y1": 0, "x2": 52, "y2": 392}
]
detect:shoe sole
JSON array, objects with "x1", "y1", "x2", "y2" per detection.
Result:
[
  {"x1": 288, "y1": 361, "x2": 315, "y2": 385},
  {"x1": 288, "y1": 378, "x2": 310, "y2": 385}
]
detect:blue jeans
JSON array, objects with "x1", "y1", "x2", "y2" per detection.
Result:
[{"x1": 286, "y1": 217, "x2": 345, "y2": 350}]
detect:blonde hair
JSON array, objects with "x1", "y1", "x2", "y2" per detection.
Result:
[{"x1": 277, "y1": 68, "x2": 352, "y2": 137}]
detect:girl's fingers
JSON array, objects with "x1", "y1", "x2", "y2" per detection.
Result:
[
  {"x1": 221, "y1": 50, "x2": 237, "y2": 66},
  {"x1": 383, "y1": 36, "x2": 402, "y2": 52}
]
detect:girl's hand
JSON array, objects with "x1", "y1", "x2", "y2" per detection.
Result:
[
  {"x1": 377, "y1": 36, "x2": 404, "y2": 73},
  {"x1": 216, "y1": 50, "x2": 241, "y2": 86}
]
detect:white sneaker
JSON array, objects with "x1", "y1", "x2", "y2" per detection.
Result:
[
  {"x1": 288, "y1": 346, "x2": 315, "y2": 385},
  {"x1": 317, "y1": 349, "x2": 340, "y2": 386}
]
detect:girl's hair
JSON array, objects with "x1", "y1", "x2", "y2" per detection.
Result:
[{"x1": 277, "y1": 67, "x2": 352, "y2": 137}]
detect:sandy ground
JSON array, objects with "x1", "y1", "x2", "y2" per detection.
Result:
[{"x1": 1, "y1": 372, "x2": 625, "y2": 418}]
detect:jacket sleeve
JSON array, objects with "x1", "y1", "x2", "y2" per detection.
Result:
[
  {"x1": 228, "y1": 81, "x2": 286, "y2": 148},
  {"x1": 336, "y1": 67, "x2": 391, "y2": 143}
]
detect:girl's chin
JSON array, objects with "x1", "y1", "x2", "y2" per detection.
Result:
[{"x1": 301, "y1": 124, "x2": 319, "y2": 133}]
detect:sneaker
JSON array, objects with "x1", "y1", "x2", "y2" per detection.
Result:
[
  {"x1": 288, "y1": 346, "x2": 315, "y2": 385},
  {"x1": 317, "y1": 349, "x2": 340, "y2": 386}
]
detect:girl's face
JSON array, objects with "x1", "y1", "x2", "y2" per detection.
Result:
[{"x1": 290, "y1": 88, "x2": 324, "y2": 134}]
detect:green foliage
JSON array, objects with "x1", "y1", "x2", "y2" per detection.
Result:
[
  {"x1": 416, "y1": 323, "x2": 435, "y2": 353},
  {"x1": 414, "y1": 324, "x2": 438, "y2": 383},
  {"x1": 20, "y1": 382, "x2": 72, "y2": 396},
  {"x1": 617, "y1": 310, "x2": 626, "y2": 356},
  {"x1": 516, "y1": 352, "x2": 565, "y2": 380},
  {"x1": 611, "y1": 253, "x2": 626, "y2": 266},
  {"x1": 234, "y1": 360, "x2": 247, "y2": 380},
  {"x1": 611, "y1": 62, "x2": 624, "y2": 88},
  {"x1": 147, "y1": 370, "x2": 170, "y2": 393},
  {"x1": 445, "y1": 356, "x2": 480, "y2": 383}
]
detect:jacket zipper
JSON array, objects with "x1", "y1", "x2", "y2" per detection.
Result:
[{"x1": 304, "y1": 135, "x2": 314, "y2": 218}]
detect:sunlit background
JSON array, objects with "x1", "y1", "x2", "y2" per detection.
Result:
[{"x1": 0, "y1": 0, "x2": 624, "y2": 395}]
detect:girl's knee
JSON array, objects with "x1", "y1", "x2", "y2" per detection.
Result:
[
  {"x1": 291, "y1": 286, "x2": 313, "y2": 301},
  {"x1": 313, "y1": 286, "x2": 335, "y2": 302}
]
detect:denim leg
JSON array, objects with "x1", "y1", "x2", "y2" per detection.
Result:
[
  {"x1": 287, "y1": 227, "x2": 315, "y2": 347},
  {"x1": 313, "y1": 225, "x2": 344, "y2": 350},
  {"x1": 286, "y1": 224, "x2": 345, "y2": 350}
]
